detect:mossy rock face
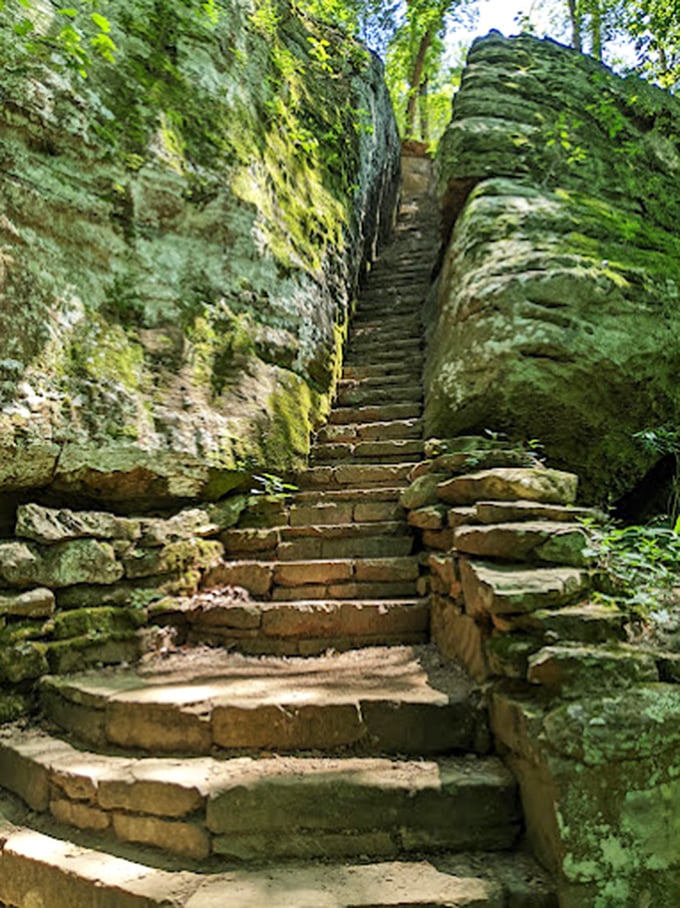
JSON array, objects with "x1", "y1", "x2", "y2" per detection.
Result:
[
  {"x1": 491, "y1": 685, "x2": 680, "y2": 907},
  {"x1": 0, "y1": 691, "x2": 33, "y2": 724},
  {"x1": 0, "y1": 642, "x2": 48, "y2": 683},
  {"x1": 430, "y1": 33, "x2": 680, "y2": 503},
  {"x1": 52, "y1": 606, "x2": 147, "y2": 641},
  {"x1": 0, "y1": 0, "x2": 399, "y2": 506}
]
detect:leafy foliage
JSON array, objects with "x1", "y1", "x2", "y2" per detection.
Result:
[{"x1": 585, "y1": 517, "x2": 680, "y2": 618}]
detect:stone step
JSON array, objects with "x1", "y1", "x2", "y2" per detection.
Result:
[
  {"x1": 336, "y1": 385, "x2": 423, "y2": 408},
  {"x1": 365, "y1": 275, "x2": 431, "y2": 290},
  {"x1": 437, "y1": 468, "x2": 579, "y2": 507},
  {"x1": 222, "y1": 522, "x2": 415, "y2": 561},
  {"x1": 352, "y1": 303, "x2": 425, "y2": 319},
  {"x1": 312, "y1": 439, "x2": 425, "y2": 464},
  {"x1": 293, "y1": 486, "x2": 407, "y2": 504},
  {"x1": 297, "y1": 461, "x2": 418, "y2": 489},
  {"x1": 346, "y1": 332, "x2": 423, "y2": 348},
  {"x1": 39, "y1": 645, "x2": 489, "y2": 756},
  {"x1": 492, "y1": 601, "x2": 627, "y2": 644},
  {"x1": 459, "y1": 559, "x2": 592, "y2": 619},
  {"x1": 454, "y1": 522, "x2": 590, "y2": 567},
  {"x1": 180, "y1": 598, "x2": 430, "y2": 655},
  {"x1": 0, "y1": 803, "x2": 556, "y2": 907},
  {"x1": 289, "y1": 497, "x2": 405, "y2": 525},
  {"x1": 328, "y1": 402, "x2": 422, "y2": 424},
  {"x1": 349, "y1": 313, "x2": 423, "y2": 340},
  {"x1": 0, "y1": 728, "x2": 520, "y2": 862},
  {"x1": 271, "y1": 579, "x2": 421, "y2": 601},
  {"x1": 341, "y1": 363, "x2": 422, "y2": 381},
  {"x1": 205, "y1": 556, "x2": 422, "y2": 600},
  {"x1": 337, "y1": 373, "x2": 422, "y2": 392},
  {"x1": 347, "y1": 332, "x2": 423, "y2": 350},
  {"x1": 316, "y1": 418, "x2": 423, "y2": 443},
  {"x1": 343, "y1": 351, "x2": 423, "y2": 370}
]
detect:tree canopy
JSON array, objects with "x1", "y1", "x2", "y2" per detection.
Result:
[{"x1": 0, "y1": 0, "x2": 678, "y2": 146}]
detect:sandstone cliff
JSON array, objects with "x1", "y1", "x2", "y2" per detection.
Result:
[
  {"x1": 0, "y1": 0, "x2": 399, "y2": 509},
  {"x1": 428, "y1": 32, "x2": 680, "y2": 504}
]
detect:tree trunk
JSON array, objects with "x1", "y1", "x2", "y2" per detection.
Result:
[
  {"x1": 590, "y1": 1, "x2": 603, "y2": 59},
  {"x1": 405, "y1": 26, "x2": 435, "y2": 138},
  {"x1": 567, "y1": 0, "x2": 582, "y2": 52},
  {"x1": 418, "y1": 78, "x2": 429, "y2": 144}
]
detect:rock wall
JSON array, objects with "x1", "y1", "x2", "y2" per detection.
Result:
[
  {"x1": 427, "y1": 32, "x2": 680, "y2": 504},
  {"x1": 0, "y1": 495, "x2": 253, "y2": 721},
  {"x1": 0, "y1": 0, "x2": 400, "y2": 509},
  {"x1": 400, "y1": 434, "x2": 680, "y2": 906}
]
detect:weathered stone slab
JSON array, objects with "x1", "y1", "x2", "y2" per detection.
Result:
[
  {"x1": 137, "y1": 497, "x2": 247, "y2": 547},
  {"x1": 0, "y1": 642, "x2": 48, "y2": 683},
  {"x1": 123, "y1": 540, "x2": 223, "y2": 579},
  {"x1": 16, "y1": 503, "x2": 140, "y2": 544},
  {"x1": 495, "y1": 602, "x2": 626, "y2": 644},
  {"x1": 0, "y1": 587, "x2": 55, "y2": 617},
  {"x1": 407, "y1": 505, "x2": 448, "y2": 530},
  {"x1": 400, "y1": 473, "x2": 450, "y2": 509},
  {"x1": 112, "y1": 812, "x2": 211, "y2": 860},
  {"x1": 527, "y1": 644, "x2": 658, "y2": 694},
  {"x1": 438, "y1": 469, "x2": 578, "y2": 506},
  {"x1": 475, "y1": 500, "x2": 601, "y2": 525},
  {"x1": 454, "y1": 522, "x2": 589, "y2": 566},
  {"x1": 273, "y1": 560, "x2": 354, "y2": 587},
  {"x1": 203, "y1": 561, "x2": 273, "y2": 597},
  {"x1": 0, "y1": 539, "x2": 124, "y2": 588},
  {"x1": 459, "y1": 559, "x2": 590, "y2": 617}
]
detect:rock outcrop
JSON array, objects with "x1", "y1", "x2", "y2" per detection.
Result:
[
  {"x1": 0, "y1": 0, "x2": 400, "y2": 508},
  {"x1": 427, "y1": 32, "x2": 680, "y2": 503}
]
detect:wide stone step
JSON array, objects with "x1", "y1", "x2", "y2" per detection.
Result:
[
  {"x1": 222, "y1": 522, "x2": 415, "y2": 561},
  {"x1": 289, "y1": 497, "x2": 405, "y2": 525},
  {"x1": 337, "y1": 373, "x2": 422, "y2": 392},
  {"x1": 316, "y1": 417, "x2": 423, "y2": 444},
  {"x1": 454, "y1": 522, "x2": 590, "y2": 567},
  {"x1": 329, "y1": 403, "x2": 422, "y2": 425},
  {"x1": 180, "y1": 597, "x2": 430, "y2": 655},
  {"x1": 336, "y1": 385, "x2": 423, "y2": 408},
  {"x1": 349, "y1": 313, "x2": 423, "y2": 339},
  {"x1": 293, "y1": 485, "x2": 407, "y2": 504},
  {"x1": 353, "y1": 303, "x2": 426, "y2": 319},
  {"x1": 346, "y1": 334, "x2": 423, "y2": 352},
  {"x1": 343, "y1": 350, "x2": 424, "y2": 370},
  {"x1": 1, "y1": 730, "x2": 517, "y2": 862},
  {"x1": 205, "y1": 555, "x2": 422, "y2": 600},
  {"x1": 312, "y1": 439, "x2": 424, "y2": 464},
  {"x1": 271, "y1": 579, "x2": 421, "y2": 601},
  {"x1": 0, "y1": 805, "x2": 557, "y2": 908},
  {"x1": 361, "y1": 276, "x2": 431, "y2": 290},
  {"x1": 297, "y1": 462, "x2": 418, "y2": 489},
  {"x1": 459, "y1": 559, "x2": 592, "y2": 619},
  {"x1": 341, "y1": 363, "x2": 422, "y2": 381},
  {"x1": 39, "y1": 645, "x2": 488, "y2": 756}
]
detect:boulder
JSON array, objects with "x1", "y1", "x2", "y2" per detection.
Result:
[
  {"x1": 0, "y1": 0, "x2": 399, "y2": 505},
  {"x1": 0, "y1": 540, "x2": 123, "y2": 589},
  {"x1": 491, "y1": 685, "x2": 680, "y2": 904},
  {"x1": 429, "y1": 32, "x2": 680, "y2": 502}
]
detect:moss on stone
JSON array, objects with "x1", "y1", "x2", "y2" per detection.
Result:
[{"x1": 52, "y1": 606, "x2": 147, "y2": 641}]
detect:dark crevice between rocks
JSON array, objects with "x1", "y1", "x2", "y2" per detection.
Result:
[
  {"x1": 613, "y1": 453, "x2": 676, "y2": 523},
  {"x1": 439, "y1": 176, "x2": 480, "y2": 249}
]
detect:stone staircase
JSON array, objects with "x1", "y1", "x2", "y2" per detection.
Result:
[{"x1": 0, "y1": 192, "x2": 556, "y2": 906}]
